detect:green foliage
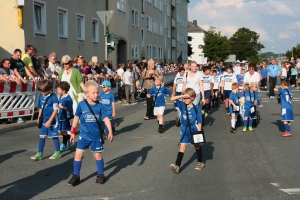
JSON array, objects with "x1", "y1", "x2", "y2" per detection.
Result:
[
  {"x1": 199, "y1": 27, "x2": 231, "y2": 61},
  {"x1": 229, "y1": 27, "x2": 265, "y2": 60},
  {"x1": 286, "y1": 43, "x2": 300, "y2": 60}
]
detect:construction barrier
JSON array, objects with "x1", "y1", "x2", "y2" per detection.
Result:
[{"x1": 0, "y1": 72, "x2": 176, "y2": 120}]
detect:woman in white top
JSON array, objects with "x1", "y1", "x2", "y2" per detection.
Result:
[
  {"x1": 48, "y1": 51, "x2": 59, "y2": 79},
  {"x1": 0, "y1": 59, "x2": 21, "y2": 85},
  {"x1": 116, "y1": 63, "x2": 125, "y2": 99},
  {"x1": 182, "y1": 61, "x2": 205, "y2": 105}
]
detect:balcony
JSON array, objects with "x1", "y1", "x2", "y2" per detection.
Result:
[
  {"x1": 172, "y1": 18, "x2": 175, "y2": 28},
  {"x1": 172, "y1": 39, "x2": 176, "y2": 47},
  {"x1": 172, "y1": 0, "x2": 175, "y2": 7}
]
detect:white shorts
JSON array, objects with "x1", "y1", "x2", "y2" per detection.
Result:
[{"x1": 154, "y1": 106, "x2": 165, "y2": 115}]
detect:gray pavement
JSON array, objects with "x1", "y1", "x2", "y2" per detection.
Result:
[{"x1": 1, "y1": 89, "x2": 300, "y2": 199}]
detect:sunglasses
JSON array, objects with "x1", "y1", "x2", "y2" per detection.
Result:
[{"x1": 63, "y1": 62, "x2": 71, "y2": 65}]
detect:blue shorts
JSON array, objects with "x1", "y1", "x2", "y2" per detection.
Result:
[
  {"x1": 180, "y1": 125, "x2": 198, "y2": 145},
  {"x1": 224, "y1": 90, "x2": 231, "y2": 99},
  {"x1": 76, "y1": 136, "x2": 104, "y2": 152},
  {"x1": 40, "y1": 124, "x2": 59, "y2": 138},
  {"x1": 244, "y1": 107, "x2": 256, "y2": 118},
  {"x1": 175, "y1": 92, "x2": 182, "y2": 96},
  {"x1": 281, "y1": 108, "x2": 294, "y2": 121},
  {"x1": 204, "y1": 90, "x2": 211, "y2": 100},
  {"x1": 58, "y1": 121, "x2": 71, "y2": 132},
  {"x1": 229, "y1": 105, "x2": 239, "y2": 116}
]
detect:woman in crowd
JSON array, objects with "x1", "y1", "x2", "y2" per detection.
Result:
[
  {"x1": 0, "y1": 59, "x2": 21, "y2": 85},
  {"x1": 142, "y1": 59, "x2": 160, "y2": 120},
  {"x1": 117, "y1": 63, "x2": 125, "y2": 100},
  {"x1": 58, "y1": 55, "x2": 85, "y2": 113},
  {"x1": 48, "y1": 51, "x2": 59, "y2": 79}
]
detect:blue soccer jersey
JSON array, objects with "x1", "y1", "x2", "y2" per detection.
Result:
[
  {"x1": 230, "y1": 92, "x2": 239, "y2": 105},
  {"x1": 99, "y1": 91, "x2": 115, "y2": 115},
  {"x1": 278, "y1": 88, "x2": 293, "y2": 110},
  {"x1": 148, "y1": 85, "x2": 172, "y2": 107},
  {"x1": 38, "y1": 93, "x2": 59, "y2": 125},
  {"x1": 244, "y1": 90, "x2": 258, "y2": 108},
  {"x1": 236, "y1": 74, "x2": 244, "y2": 86},
  {"x1": 174, "y1": 100, "x2": 202, "y2": 126},
  {"x1": 75, "y1": 101, "x2": 108, "y2": 141},
  {"x1": 58, "y1": 94, "x2": 73, "y2": 121}
]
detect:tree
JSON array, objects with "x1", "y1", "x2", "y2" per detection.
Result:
[
  {"x1": 229, "y1": 28, "x2": 265, "y2": 61},
  {"x1": 286, "y1": 44, "x2": 300, "y2": 60},
  {"x1": 187, "y1": 36, "x2": 193, "y2": 57},
  {"x1": 199, "y1": 27, "x2": 231, "y2": 61}
]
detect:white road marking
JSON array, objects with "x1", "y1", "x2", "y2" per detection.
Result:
[
  {"x1": 270, "y1": 183, "x2": 281, "y2": 187},
  {"x1": 279, "y1": 188, "x2": 300, "y2": 195}
]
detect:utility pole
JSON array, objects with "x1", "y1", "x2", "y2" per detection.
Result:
[{"x1": 104, "y1": 14, "x2": 107, "y2": 61}]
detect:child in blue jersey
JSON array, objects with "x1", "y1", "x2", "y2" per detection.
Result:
[
  {"x1": 202, "y1": 67, "x2": 213, "y2": 117},
  {"x1": 30, "y1": 80, "x2": 61, "y2": 160},
  {"x1": 260, "y1": 64, "x2": 268, "y2": 90},
  {"x1": 211, "y1": 70, "x2": 219, "y2": 106},
  {"x1": 170, "y1": 88, "x2": 204, "y2": 173},
  {"x1": 242, "y1": 83, "x2": 258, "y2": 132},
  {"x1": 236, "y1": 69, "x2": 245, "y2": 86},
  {"x1": 229, "y1": 83, "x2": 239, "y2": 133},
  {"x1": 274, "y1": 79, "x2": 294, "y2": 137},
  {"x1": 222, "y1": 66, "x2": 237, "y2": 114},
  {"x1": 147, "y1": 75, "x2": 172, "y2": 133},
  {"x1": 68, "y1": 80, "x2": 113, "y2": 187},
  {"x1": 99, "y1": 80, "x2": 116, "y2": 135},
  {"x1": 57, "y1": 81, "x2": 73, "y2": 151}
]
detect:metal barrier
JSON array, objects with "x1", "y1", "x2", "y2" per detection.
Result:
[{"x1": 0, "y1": 72, "x2": 176, "y2": 120}]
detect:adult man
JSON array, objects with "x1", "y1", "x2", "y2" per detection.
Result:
[
  {"x1": 10, "y1": 49, "x2": 27, "y2": 84},
  {"x1": 31, "y1": 48, "x2": 47, "y2": 79},
  {"x1": 21, "y1": 45, "x2": 39, "y2": 81},
  {"x1": 48, "y1": 51, "x2": 59, "y2": 78},
  {"x1": 243, "y1": 63, "x2": 260, "y2": 86},
  {"x1": 267, "y1": 59, "x2": 282, "y2": 98}
]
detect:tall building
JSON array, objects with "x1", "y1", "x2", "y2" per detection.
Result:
[
  {"x1": 0, "y1": 0, "x2": 189, "y2": 65},
  {"x1": 188, "y1": 20, "x2": 205, "y2": 64}
]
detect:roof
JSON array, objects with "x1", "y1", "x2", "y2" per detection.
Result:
[{"x1": 188, "y1": 21, "x2": 205, "y2": 33}]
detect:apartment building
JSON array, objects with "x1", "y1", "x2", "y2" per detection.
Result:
[
  {"x1": 188, "y1": 20, "x2": 205, "y2": 64},
  {"x1": 0, "y1": 0, "x2": 189, "y2": 65},
  {"x1": 107, "y1": 0, "x2": 189, "y2": 64},
  {"x1": 0, "y1": 0, "x2": 105, "y2": 61}
]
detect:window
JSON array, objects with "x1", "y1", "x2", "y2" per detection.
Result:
[
  {"x1": 147, "y1": 17, "x2": 152, "y2": 31},
  {"x1": 160, "y1": 0, "x2": 163, "y2": 11},
  {"x1": 164, "y1": 15, "x2": 166, "y2": 28},
  {"x1": 117, "y1": 0, "x2": 126, "y2": 13},
  {"x1": 160, "y1": 23, "x2": 163, "y2": 35},
  {"x1": 168, "y1": 48, "x2": 171, "y2": 59},
  {"x1": 76, "y1": 13, "x2": 85, "y2": 41},
  {"x1": 147, "y1": 0, "x2": 152, "y2": 4},
  {"x1": 164, "y1": 37, "x2": 166, "y2": 51},
  {"x1": 58, "y1": 7, "x2": 68, "y2": 38},
  {"x1": 153, "y1": 19, "x2": 157, "y2": 34},
  {"x1": 141, "y1": 29, "x2": 145, "y2": 47},
  {"x1": 92, "y1": 19, "x2": 99, "y2": 43},
  {"x1": 167, "y1": 28, "x2": 171, "y2": 38},
  {"x1": 147, "y1": 45, "x2": 152, "y2": 58},
  {"x1": 152, "y1": 46, "x2": 157, "y2": 59},
  {"x1": 131, "y1": 9, "x2": 139, "y2": 27},
  {"x1": 167, "y1": 6, "x2": 171, "y2": 17},
  {"x1": 172, "y1": 49, "x2": 175, "y2": 60},
  {"x1": 33, "y1": 1, "x2": 46, "y2": 35},
  {"x1": 158, "y1": 47, "x2": 163, "y2": 59},
  {"x1": 132, "y1": 42, "x2": 139, "y2": 59}
]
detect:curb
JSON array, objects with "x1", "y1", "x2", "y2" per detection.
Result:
[{"x1": 0, "y1": 121, "x2": 37, "y2": 133}]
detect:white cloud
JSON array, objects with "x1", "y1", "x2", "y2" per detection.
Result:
[{"x1": 188, "y1": 0, "x2": 299, "y2": 53}]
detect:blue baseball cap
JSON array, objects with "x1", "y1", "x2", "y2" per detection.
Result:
[{"x1": 101, "y1": 80, "x2": 111, "y2": 87}]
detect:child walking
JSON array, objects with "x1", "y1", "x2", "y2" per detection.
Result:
[
  {"x1": 274, "y1": 79, "x2": 294, "y2": 137},
  {"x1": 31, "y1": 80, "x2": 61, "y2": 160},
  {"x1": 99, "y1": 80, "x2": 116, "y2": 135},
  {"x1": 147, "y1": 75, "x2": 172, "y2": 133},
  {"x1": 57, "y1": 81, "x2": 73, "y2": 151},
  {"x1": 68, "y1": 80, "x2": 114, "y2": 186},
  {"x1": 242, "y1": 83, "x2": 258, "y2": 132},
  {"x1": 170, "y1": 88, "x2": 204, "y2": 174},
  {"x1": 202, "y1": 67, "x2": 213, "y2": 117},
  {"x1": 211, "y1": 70, "x2": 219, "y2": 106},
  {"x1": 229, "y1": 83, "x2": 239, "y2": 133}
]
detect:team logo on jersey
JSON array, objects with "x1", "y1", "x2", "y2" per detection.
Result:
[
  {"x1": 85, "y1": 114, "x2": 100, "y2": 122},
  {"x1": 100, "y1": 99, "x2": 110, "y2": 104}
]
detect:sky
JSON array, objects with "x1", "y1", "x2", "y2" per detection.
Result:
[{"x1": 188, "y1": 0, "x2": 300, "y2": 55}]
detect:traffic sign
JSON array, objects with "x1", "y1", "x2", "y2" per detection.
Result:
[{"x1": 96, "y1": 11, "x2": 114, "y2": 27}]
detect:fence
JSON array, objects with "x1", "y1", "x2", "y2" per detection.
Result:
[{"x1": 0, "y1": 72, "x2": 176, "y2": 120}]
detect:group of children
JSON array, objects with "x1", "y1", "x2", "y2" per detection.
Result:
[{"x1": 31, "y1": 79, "x2": 115, "y2": 186}]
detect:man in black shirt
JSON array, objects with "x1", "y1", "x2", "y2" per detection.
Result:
[
  {"x1": 10, "y1": 49, "x2": 27, "y2": 84},
  {"x1": 31, "y1": 48, "x2": 47, "y2": 79}
]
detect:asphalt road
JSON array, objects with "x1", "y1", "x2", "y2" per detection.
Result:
[{"x1": 1, "y1": 89, "x2": 300, "y2": 200}]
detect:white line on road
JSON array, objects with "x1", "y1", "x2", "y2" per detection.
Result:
[
  {"x1": 270, "y1": 183, "x2": 281, "y2": 187},
  {"x1": 279, "y1": 188, "x2": 300, "y2": 195}
]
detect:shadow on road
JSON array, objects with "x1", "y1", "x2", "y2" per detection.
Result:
[
  {"x1": 271, "y1": 120, "x2": 285, "y2": 132},
  {"x1": 115, "y1": 123, "x2": 143, "y2": 136},
  {"x1": 104, "y1": 146, "x2": 153, "y2": 180},
  {"x1": 0, "y1": 150, "x2": 26, "y2": 164},
  {"x1": 0, "y1": 157, "x2": 73, "y2": 199}
]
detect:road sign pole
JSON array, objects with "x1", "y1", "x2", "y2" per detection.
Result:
[{"x1": 104, "y1": 14, "x2": 107, "y2": 61}]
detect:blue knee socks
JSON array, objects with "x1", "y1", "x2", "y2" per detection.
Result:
[
  {"x1": 96, "y1": 159, "x2": 104, "y2": 175},
  {"x1": 74, "y1": 160, "x2": 82, "y2": 177},
  {"x1": 284, "y1": 124, "x2": 291, "y2": 132},
  {"x1": 243, "y1": 120, "x2": 248, "y2": 127},
  {"x1": 249, "y1": 119, "x2": 253, "y2": 127},
  {"x1": 38, "y1": 138, "x2": 46, "y2": 152},
  {"x1": 52, "y1": 137, "x2": 60, "y2": 151}
]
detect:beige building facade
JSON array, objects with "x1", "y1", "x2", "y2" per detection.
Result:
[
  {"x1": 0, "y1": 0, "x2": 106, "y2": 62},
  {"x1": 0, "y1": 0, "x2": 189, "y2": 65}
]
